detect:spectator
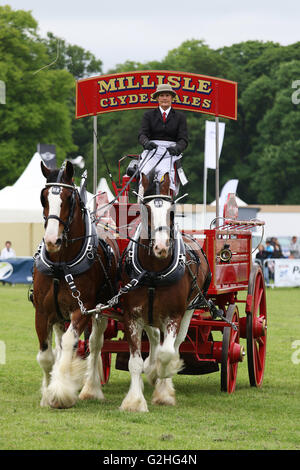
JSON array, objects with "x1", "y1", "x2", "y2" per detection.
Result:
[
  {"x1": 255, "y1": 244, "x2": 270, "y2": 284},
  {"x1": 289, "y1": 236, "x2": 300, "y2": 259},
  {"x1": 271, "y1": 237, "x2": 284, "y2": 258},
  {"x1": 265, "y1": 239, "x2": 275, "y2": 281},
  {"x1": 1, "y1": 241, "x2": 16, "y2": 259},
  {"x1": 265, "y1": 239, "x2": 274, "y2": 257}
]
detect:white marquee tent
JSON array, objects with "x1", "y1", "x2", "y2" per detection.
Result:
[{"x1": 0, "y1": 153, "x2": 97, "y2": 223}]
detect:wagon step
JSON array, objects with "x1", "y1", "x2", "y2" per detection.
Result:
[{"x1": 207, "y1": 300, "x2": 238, "y2": 331}]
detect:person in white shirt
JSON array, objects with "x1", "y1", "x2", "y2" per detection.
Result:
[
  {"x1": 137, "y1": 83, "x2": 188, "y2": 196},
  {"x1": 289, "y1": 236, "x2": 300, "y2": 258},
  {"x1": 1, "y1": 241, "x2": 16, "y2": 259},
  {"x1": 138, "y1": 83, "x2": 188, "y2": 156}
]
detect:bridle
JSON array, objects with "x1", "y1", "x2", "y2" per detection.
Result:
[
  {"x1": 42, "y1": 182, "x2": 77, "y2": 231},
  {"x1": 141, "y1": 193, "x2": 175, "y2": 252}
]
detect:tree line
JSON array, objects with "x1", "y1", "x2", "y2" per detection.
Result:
[{"x1": 1, "y1": 5, "x2": 300, "y2": 204}]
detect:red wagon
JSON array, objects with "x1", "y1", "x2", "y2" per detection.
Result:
[
  {"x1": 86, "y1": 162, "x2": 267, "y2": 394},
  {"x1": 75, "y1": 70, "x2": 267, "y2": 394}
]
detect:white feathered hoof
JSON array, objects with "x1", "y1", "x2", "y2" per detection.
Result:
[
  {"x1": 79, "y1": 385, "x2": 105, "y2": 401},
  {"x1": 144, "y1": 362, "x2": 159, "y2": 386},
  {"x1": 120, "y1": 394, "x2": 149, "y2": 412},
  {"x1": 152, "y1": 378, "x2": 176, "y2": 406},
  {"x1": 156, "y1": 353, "x2": 184, "y2": 379},
  {"x1": 46, "y1": 355, "x2": 86, "y2": 409},
  {"x1": 46, "y1": 386, "x2": 77, "y2": 409}
]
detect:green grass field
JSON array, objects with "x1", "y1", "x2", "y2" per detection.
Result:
[{"x1": 0, "y1": 284, "x2": 299, "y2": 450}]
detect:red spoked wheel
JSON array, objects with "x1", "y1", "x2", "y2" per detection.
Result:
[
  {"x1": 100, "y1": 352, "x2": 111, "y2": 385},
  {"x1": 246, "y1": 264, "x2": 267, "y2": 387},
  {"x1": 221, "y1": 304, "x2": 242, "y2": 393}
]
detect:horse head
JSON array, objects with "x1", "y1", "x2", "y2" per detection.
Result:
[
  {"x1": 141, "y1": 172, "x2": 174, "y2": 259},
  {"x1": 40, "y1": 160, "x2": 78, "y2": 253}
]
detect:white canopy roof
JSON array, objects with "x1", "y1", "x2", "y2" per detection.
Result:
[{"x1": 0, "y1": 153, "x2": 94, "y2": 223}]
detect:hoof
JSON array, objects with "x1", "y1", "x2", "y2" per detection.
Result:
[
  {"x1": 46, "y1": 386, "x2": 77, "y2": 409},
  {"x1": 152, "y1": 378, "x2": 176, "y2": 406},
  {"x1": 120, "y1": 396, "x2": 148, "y2": 412},
  {"x1": 49, "y1": 399, "x2": 75, "y2": 409},
  {"x1": 152, "y1": 394, "x2": 176, "y2": 406},
  {"x1": 79, "y1": 388, "x2": 105, "y2": 401}
]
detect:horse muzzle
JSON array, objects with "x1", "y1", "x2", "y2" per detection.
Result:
[
  {"x1": 44, "y1": 236, "x2": 63, "y2": 253},
  {"x1": 153, "y1": 241, "x2": 170, "y2": 259}
]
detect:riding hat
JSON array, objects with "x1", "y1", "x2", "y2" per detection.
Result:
[{"x1": 153, "y1": 83, "x2": 177, "y2": 99}]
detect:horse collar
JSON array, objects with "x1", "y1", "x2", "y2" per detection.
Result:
[
  {"x1": 34, "y1": 209, "x2": 98, "y2": 277},
  {"x1": 125, "y1": 224, "x2": 186, "y2": 287}
]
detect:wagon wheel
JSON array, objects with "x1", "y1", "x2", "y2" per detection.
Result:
[
  {"x1": 246, "y1": 264, "x2": 267, "y2": 387},
  {"x1": 100, "y1": 352, "x2": 111, "y2": 385},
  {"x1": 221, "y1": 304, "x2": 240, "y2": 393}
]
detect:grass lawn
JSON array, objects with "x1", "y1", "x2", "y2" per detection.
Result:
[{"x1": 0, "y1": 284, "x2": 299, "y2": 450}]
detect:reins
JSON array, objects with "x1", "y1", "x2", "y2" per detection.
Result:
[{"x1": 94, "y1": 147, "x2": 168, "y2": 222}]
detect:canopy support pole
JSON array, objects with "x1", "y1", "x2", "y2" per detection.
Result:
[
  {"x1": 93, "y1": 115, "x2": 97, "y2": 211},
  {"x1": 203, "y1": 159, "x2": 207, "y2": 228},
  {"x1": 215, "y1": 115, "x2": 219, "y2": 226},
  {"x1": 215, "y1": 81, "x2": 220, "y2": 227}
]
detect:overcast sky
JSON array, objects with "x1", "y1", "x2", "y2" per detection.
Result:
[{"x1": 3, "y1": 0, "x2": 300, "y2": 72}]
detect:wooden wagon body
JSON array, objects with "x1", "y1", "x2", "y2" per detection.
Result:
[{"x1": 89, "y1": 169, "x2": 267, "y2": 394}]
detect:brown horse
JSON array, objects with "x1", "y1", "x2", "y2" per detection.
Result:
[
  {"x1": 33, "y1": 161, "x2": 119, "y2": 408},
  {"x1": 119, "y1": 172, "x2": 211, "y2": 412}
]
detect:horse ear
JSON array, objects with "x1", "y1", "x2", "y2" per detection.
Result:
[
  {"x1": 41, "y1": 161, "x2": 51, "y2": 179},
  {"x1": 161, "y1": 173, "x2": 170, "y2": 195},
  {"x1": 64, "y1": 161, "x2": 74, "y2": 181},
  {"x1": 141, "y1": 173, "x2": 149, "y2": 191}
]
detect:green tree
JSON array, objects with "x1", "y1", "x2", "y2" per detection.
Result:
[
  {"x1": 0, "y1": 6, "x2": 76, "y2": 188},
  {"x1": 43, "y1": 32, "x2": 103, "y2": 80},
  {"x1": 248, "y1": 61, "x2": 300, "y2": 203}
]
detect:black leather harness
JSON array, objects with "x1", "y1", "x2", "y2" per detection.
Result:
[
  {"x1": 34, "y1": 188, "x2": 116, "y2": 320},
  {"x1": 120, "y1": 223, "x2": 210, "y2": 325},
  {"x1": 124, "y1": 224, "x2": 186, "y2": 288}
]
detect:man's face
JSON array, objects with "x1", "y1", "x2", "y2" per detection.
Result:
[{"x1": 157, "y1": 92, "x2": 173, "y2": 110}]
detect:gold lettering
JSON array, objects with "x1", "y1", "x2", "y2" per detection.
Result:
[
  {"x1": 156, "y1": 75, "x2": 165, "y2": 85},
  {"x1": 100, "y1": 98, "x2": 109, "y2": 107},
  {"x1": 98, "y1": 79, "x2": 117, "y2": 94},
  {"x1": 128, "y1": 94, "x2": 138, "y2": 103},
  {"x1": 140, "y1": 94, "x2": 148, "y2": 103},
  {"x1": 118, "y1": 95, "x2": 127, "y2": 105},
  {"x1": 109, "y1": 97, "x2": 118, "y2": 106},
  {"x1": 182, "y1": 77, "x2": 195, "y2": 92},
  {"x1": 192, "y1": 97, "x2": 201, "y2": 107},
  {"x1": 167, "y1": 76, "x2": 181, "y2": 89},
  {"x1": 197, "y1": 80, "x2": 212, "y2": 94},
  {"x1": 202, "y1": 98, "x2": 212, "y2": 108},
  {"x1": 141, "y1": 75, "x2": 155, "y2": 89},
  {"x1": 117, "y1": 77, "x2": 127, "y2": 91},
  {"x1": 172, "y1": 95, "x2": 181, "y2": 104},
  {"x1": 126, "y1": 76, "x2": 140, "y2": 89},
  {"x1": 181, "y1": 95, "x2": 191, "y2": 105}
]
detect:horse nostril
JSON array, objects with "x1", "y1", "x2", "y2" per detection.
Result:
[
  {"x1": 154, "y1": 246, "x2": 168, "y2": 258},
  {"x1": 55, "y1": 238, "x2": 62, "y2": 246}
]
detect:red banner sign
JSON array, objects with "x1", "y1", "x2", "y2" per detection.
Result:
[{"x1": 76, "y1": 70, "x2": 237, "y2": 120}]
